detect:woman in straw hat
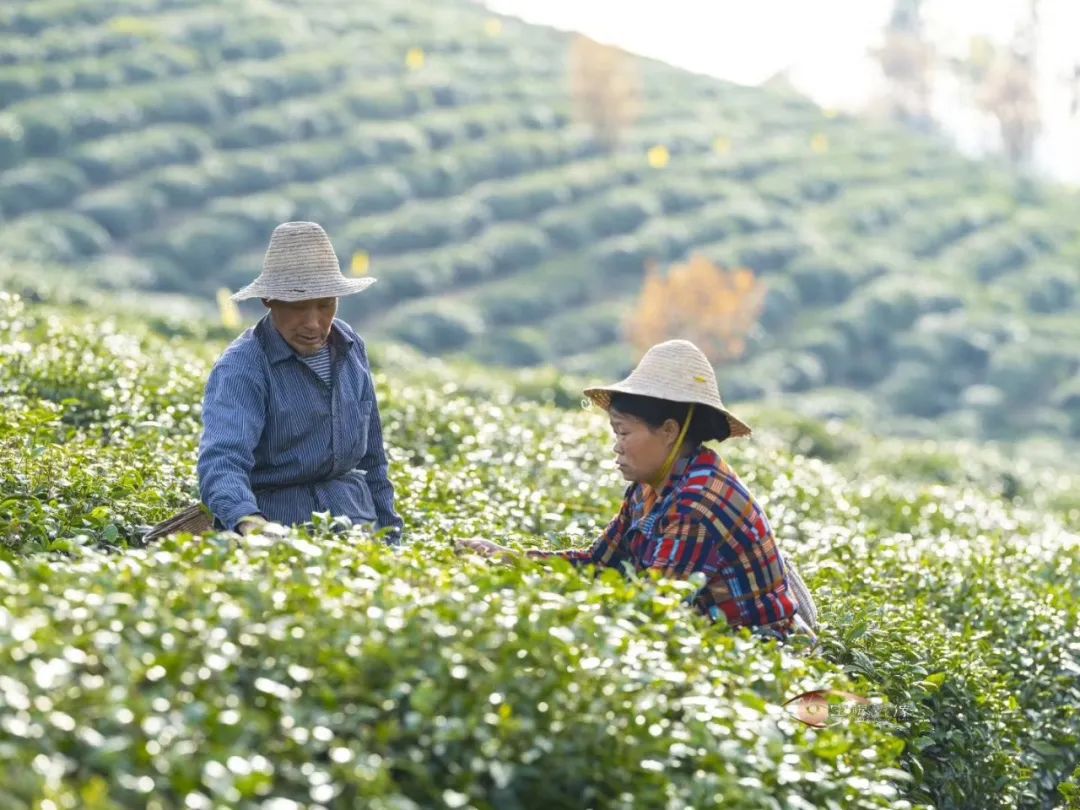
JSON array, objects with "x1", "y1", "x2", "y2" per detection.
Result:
[
  {"x1": 458, "y1": 339, "x2": 817, "y2": 643},
  {"x1": 197, "y1": 221, "x2": 403, "y2": 541}
]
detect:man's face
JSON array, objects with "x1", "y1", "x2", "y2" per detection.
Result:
[{"x1": 263, "y1": 297, "x2": 338, "y2": 356}]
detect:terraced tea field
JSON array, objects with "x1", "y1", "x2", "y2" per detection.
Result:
[
  {"x1": 1, "y1": 292, "x2": 1079, "y2": 808},
  {"x1": 1, "y1": 0, "x2": 1078, "y2": 442}
]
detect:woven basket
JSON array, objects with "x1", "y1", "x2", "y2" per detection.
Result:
[
  {"x1": 142, "y1": 503, "x2": 214, "y2": 544},
  {"x1": 785, "y1": 559, "x2": 819, "y2": 631}
]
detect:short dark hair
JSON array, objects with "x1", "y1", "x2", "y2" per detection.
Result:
[{"x1": 608, "y1": 392, "x2": 731, "y2": 444}]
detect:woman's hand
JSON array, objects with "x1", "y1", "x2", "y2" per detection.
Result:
[{"x1": 454, "y1": 538, "x2": 518, "y2": 562}]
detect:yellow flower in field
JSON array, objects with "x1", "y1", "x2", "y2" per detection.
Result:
[
  {"x1": 405, "y1": 47, "x2": 425, "y2": 71},
  {"x1": 107, "y1": 16, "x2": 159, "y2": 38},
  {"x1": 823, "y1": 107, "x2": 839, "y2": 119},
  {"x1": 712, "y1": 136, "x2": 732, "y2": 155},
  {"x1": 350, "y1": 251, "x2": 370, "y2": 277},
  {"x1": 484, "y1": 18, "x2": 503, "y2": 37},
  {"x1": 647, "y1": 144, "x2": 670, "y2": 168},
  {"x1": 216, "y1": 288, "x2": 241, "y2": 330},
  {"x1": 810, "y1": 133, "x2": 829, "y2": 154}
]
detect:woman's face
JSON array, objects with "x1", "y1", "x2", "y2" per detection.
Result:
[{"x1": 609, "y1": 408, "x2": 678, "y2": 484}]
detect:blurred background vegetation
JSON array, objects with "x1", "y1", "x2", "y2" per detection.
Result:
[{"x1": 0, "y1": 0, "x2": 1076, "y2": 448}]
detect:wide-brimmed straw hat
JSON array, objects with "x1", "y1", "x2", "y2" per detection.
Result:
[
  {"x1": 584, "y1": 339, "x2": 752, "y2": 439},
  {"x1": 231, "y1": 221, "x2": 377, "y2": 302}
]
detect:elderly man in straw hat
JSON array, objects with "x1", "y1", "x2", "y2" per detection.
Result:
[
  {"x1": 197, "y1": 221, "x2": 403, "y2": 540},
  {"x1": 459, "y1": 339, "x2": 817, "y2": 643}
]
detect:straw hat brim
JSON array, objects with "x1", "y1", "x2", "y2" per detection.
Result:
[
  {"x1": 584, "y1": 383, "x2": 752, "y2": 439},
  {"x1": 231, "y1": 276, "x2": 377, "y2": 302}
]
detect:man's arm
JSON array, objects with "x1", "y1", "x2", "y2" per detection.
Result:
[
  {"x1": 197, "y1": 357, "x2": 267, "y2": 532},
  {"x1": 352, "y1": 339, "x2": 404, "y2": 538},
  {"x1": 358, "y1": 389, "x2": 404, "y2": 537}
]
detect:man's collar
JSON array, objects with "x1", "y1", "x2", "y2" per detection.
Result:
[{"x1": 257, "y1": 313, "x2": 354, "y2": 365}]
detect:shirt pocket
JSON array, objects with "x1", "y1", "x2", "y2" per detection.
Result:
[{"x1": 345, "y1": 399, "x2": 374, "y2": 463}]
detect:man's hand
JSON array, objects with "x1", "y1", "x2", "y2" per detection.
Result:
[
  {"x1": 235, "y1": 515, "x2": 266, "y2": 536},
  {"x1": 454, "y1": 538, "x2": 519, "y2": 563}
]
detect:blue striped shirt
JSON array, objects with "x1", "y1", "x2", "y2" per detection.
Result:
[{"x1": 197, "y1": 314, "x2": 403, "y2": 539}]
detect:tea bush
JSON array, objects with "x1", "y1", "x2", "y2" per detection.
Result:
[
  {"x1": 0, "y1": 160, "x2": 90, "y2": 218},
  {"x1": 0, "y1": 533, "x2": 911, "y2": 810},
  {"x1": 1, "y1": 293, "x2": 1078, "y2": 808}
]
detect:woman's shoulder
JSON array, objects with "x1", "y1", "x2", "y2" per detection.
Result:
[
  {"x1": 676, "y1": 448, "x2": 748, "y2": 504},
  {"x1": 685, "y1": 445, "x2": 729, "y2": 479},
  {"x1": 691, "y1": 444, "x2": 746, "y2": 476}
]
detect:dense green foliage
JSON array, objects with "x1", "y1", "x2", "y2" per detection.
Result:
[
  {"x1": 0, "y1": 0, "x2": 1078, "y2": 441},
  {"x1": 1, "y1": 293, "x2": 1078, "y2": 808}
]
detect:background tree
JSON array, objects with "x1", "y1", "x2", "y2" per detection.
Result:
[
  {"x1": 873, "y1": 0, "x2": 936, "y2": 130},
  {"x1": 568, "y1": 35, "x2": 641, "y2": 150},
  {"x1": 954, "y1": 0, "x2": 1042, "y2": 166},
  {"x1": 978, "y1": 53, "x2": 1041, "y2": 165},
  {"x1": 625, "y1": 255, "x2": 766, "y2": 366},
  {"x1": 1066, "y1": 63, "x2": 1080, "y2": 117}
]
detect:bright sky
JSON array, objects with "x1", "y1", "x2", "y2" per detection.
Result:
[{"x1": 481, "y1": 0, "x2": 1080, "y2": 185}]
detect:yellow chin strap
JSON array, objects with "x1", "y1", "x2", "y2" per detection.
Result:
[{"x1": 649, "y1": 403, "x2": 696, "y2": 492}]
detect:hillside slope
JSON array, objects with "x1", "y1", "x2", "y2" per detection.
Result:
[
  {"x1": 2, "y1": 292, "x2": 1080, "y2": 807},
  {"x1": 0, "y1": 0, "x2": 1078, "y2": 443}
]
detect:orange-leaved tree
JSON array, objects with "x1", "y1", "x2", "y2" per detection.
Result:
[
  {"x1": 569, "y1": 35, "x2": 641, "y2": 149},
  {"x1": 625, "y1": 255, "x2": 766, "y2": 365}
]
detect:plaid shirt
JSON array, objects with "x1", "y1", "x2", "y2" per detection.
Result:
[{"x1": 534, "y1": 445, "x2": 801, "y2": 638}]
